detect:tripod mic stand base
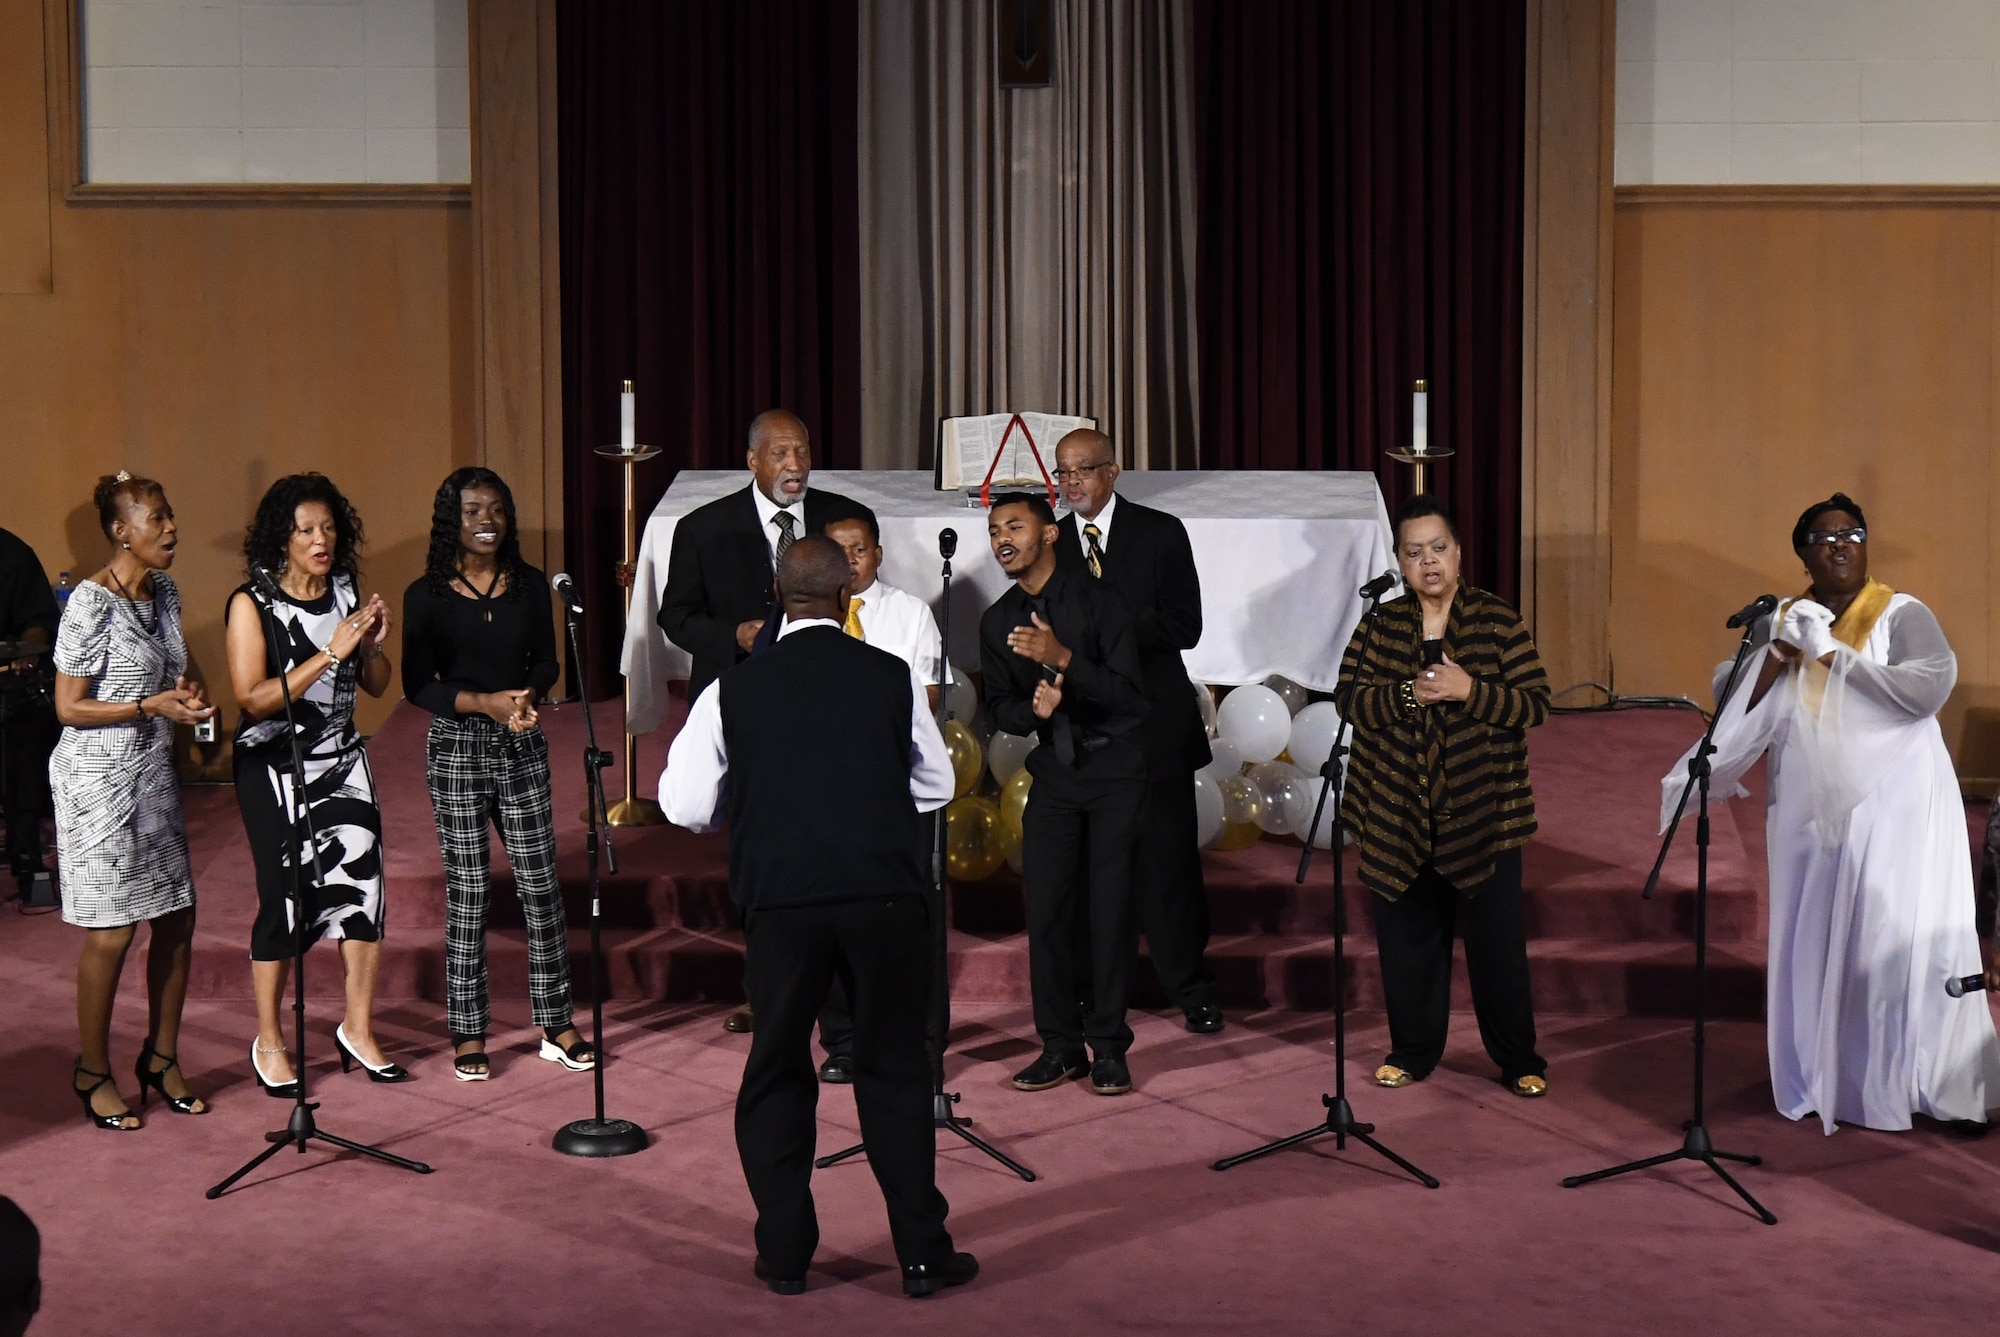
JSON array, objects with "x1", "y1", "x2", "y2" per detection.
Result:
[
  {"x1": 1562, "y1": 1121, "x2": 1774, "y2": 1224},
  {"x1": 553, "y1": 1116, "x2": 649, "y2": 1158},
  {"x1": 207, "y1": 1099, "x2": 433, "y2": 1198},
  {"x1": 1212, "y1": 1093, "x2": 1440, "y2": 1188},
  {"x1": 814, "y1": 1090, "x2": 1037, "y2": 1181}
]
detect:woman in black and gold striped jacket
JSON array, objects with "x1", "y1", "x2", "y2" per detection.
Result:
[{"x1": 1337, "y1": 494, "x2": 1550, "y2": 1098}]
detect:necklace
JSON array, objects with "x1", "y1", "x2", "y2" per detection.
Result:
[
  {"x1": 105, "y1": 568, "x2": 161, "y2": 636},
  {"x1": 458, "y1": 565, "x2": 502, "y2": 623}
]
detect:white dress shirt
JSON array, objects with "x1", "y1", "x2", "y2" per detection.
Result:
[
  {"x1": 659, "y1": 616, "x2": 955, "y2": 832},
  {"x1": 1074, "y1": 490, "x2": 1118, "y2": 552},
  {"x1": 850, "y1": 579, "x2": 944, "y2": 687},
  {"x1": 750, "y1": 483, "x2": 809, "y2": 571}
]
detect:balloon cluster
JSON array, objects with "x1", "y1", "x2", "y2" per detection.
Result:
[
  {"x1": 1192, "y1": 677, "x2": 1344, "y2": 852},
  {"x1": 942, "y1": 669, "x2": 1346, "y2": 883}
]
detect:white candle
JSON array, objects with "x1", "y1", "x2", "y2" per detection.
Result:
[
  {"x1": 620, "y1": 379, "x2": 636, "y2": 452},
  {"x1": 1412, "y1": 379, "x2": 1428, "y2": 457}
]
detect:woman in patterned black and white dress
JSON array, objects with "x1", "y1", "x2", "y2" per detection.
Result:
[
  {"x1": 225, "y1": 474, "x2": 402, "y2": 1091},
  {"x1": 52, "y1": 473, "x2": 218, "y2": 1129}
]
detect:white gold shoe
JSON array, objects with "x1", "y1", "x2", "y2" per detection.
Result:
[{"x1": 539, "y1": 1033, "x2": 597, "y2": 1071}]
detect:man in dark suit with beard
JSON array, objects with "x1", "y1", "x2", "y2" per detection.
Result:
[
  {"x1": 1052, "y1": 429, "x2": 1223, "y2": 1034},
  {"x1": 658, "y1": 408, "x2": 864, "y2": 1033}
]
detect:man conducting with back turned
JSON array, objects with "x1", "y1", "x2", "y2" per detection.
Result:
[
  {"x1": 660, "y1": 536, "x2": 977, "y2": 1299},
  {"x1": 656, "y1": 407, "x2": 863, "y2": 1035},
  {"x1": 981, "y1": 492, "x2": 1150, "y2": 1096},
  {"x1": 1052, "y1": 429, "x2": 1222, "y2": 1034}
]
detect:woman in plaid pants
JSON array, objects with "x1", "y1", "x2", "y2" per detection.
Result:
[{"x1": 401, "y1": 467, "x2": 593, "y2": 1081}]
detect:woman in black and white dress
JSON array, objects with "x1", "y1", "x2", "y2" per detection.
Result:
[
  {"x1": 53, "y1": 473, "x2": 218, "y2": 1129},
  {"x1": 225, "y1": 473, "x2": 402, "y2": 1091}
]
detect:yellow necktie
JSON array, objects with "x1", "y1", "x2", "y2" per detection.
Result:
[
  {"x1": 844, "y1": 598, "x2": 865, "y2": 639},
  {"x1": 1083, "y1": 524, "x2": 1104, "y2": 578}
]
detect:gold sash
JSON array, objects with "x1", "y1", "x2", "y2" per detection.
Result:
[{"x1": 1787, "y1": 577, "x2": 1894, "y2": 715}]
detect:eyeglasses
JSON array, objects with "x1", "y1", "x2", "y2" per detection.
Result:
[
  {"x1": 1802, "y1": 527, "x2": 1866, "y2": 546},
  {"x1": 1053, "y1": 463, "x2": 1113, "y2": 483}
]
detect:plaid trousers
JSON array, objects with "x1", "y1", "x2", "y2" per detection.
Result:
[{"x1": 425, "y1": 714, "x2": 572, "y2": 1040}]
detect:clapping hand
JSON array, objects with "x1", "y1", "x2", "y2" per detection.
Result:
[
  {"x1": 360, "y1": 594, "x2": 391, "y2": 651},
  {"x1": 1007, "y1": 613, "x2": 1071, "y2": 670},
  {"x1": 147, "y1": 676, "x2": 216, "y2": 725},
  {"x1": 1031, "y1": 672, "x2": 1064, "y2": 720},
  {"x1": 1773, "y1": 600, "x2": 1837, "y2": 666}
]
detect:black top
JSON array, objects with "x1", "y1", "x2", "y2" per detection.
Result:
[
  {"x1": 0, "y1": 526, "x2": 58, "y2": 642},
  {"x1": 401, "y1": 565, "x2": 560, "y2": 717},
  {"x1": 718, "y1": 625, "x2": 928, "y2": 910},
  {"x1": 654, "y1": 485, "x2": 867, "y2": 704},
  {"x1": 1056, "y1": 499, "x2": 1211, "y2": 777},
  {"x1": 979, "y1": 564, "x2": 1148, "y2": 781}
]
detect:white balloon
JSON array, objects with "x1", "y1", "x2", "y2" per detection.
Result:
[
  {"x1": 1264, "y1": 675, "x2": 1310, "y2": 717},
  {"x1": 1280, "y1": 775, "x2": 1325, "y2": 837},
  {"x1": 1287, "y1": 701, "x2": 1345, "y2": 779},
  {"x1": 1217, "y1": 684, "x2": 1290, "y2": 763},
  {"x1": 945, "y1": 663, "x2": 979, "y2": 725},
  {"x1": 1200, "y1": 735, "x2": 1243, "y2": 784},
  {"x1": 1192, "y1": 771, "x2": 1225, "y2": 849},
  {"x1": 1301, "y1": 798, "x2": 1344, "y2": 850},
  {"x1": 986, "y1": 730, "x2": 1037, "y2": 786}
]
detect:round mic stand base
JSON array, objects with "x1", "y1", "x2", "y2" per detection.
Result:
[{"x1": 553, "y1": 1116, "x2": 649, "y2": 1158}]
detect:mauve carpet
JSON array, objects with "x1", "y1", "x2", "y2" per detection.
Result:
[{"x1": 3, "y1": 705, "x2": 1999, "y2": 1334}]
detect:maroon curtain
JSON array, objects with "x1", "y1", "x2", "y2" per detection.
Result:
[
  {"x1": 558, "y1": 0, "x2": 860, "y2": 695},
  {"x1": 1195, "y1": 0, "x2": 1525, "y2": 600}
]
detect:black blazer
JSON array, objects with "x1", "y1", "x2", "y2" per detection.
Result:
[
  {"x1": 1057, "y1": 498, "x2": 1211, "y2": 777},
  {"x1": 656, "y1": 484, "x2": 864, "y2": 703}
]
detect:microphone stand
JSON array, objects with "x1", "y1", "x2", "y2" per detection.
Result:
[
  {"x1": 210, "y1": 581, "x2": 432, "y2": 1197},
  {"x1": 1562, "y1": 615, "x2": 1775, "y2": 1223},
  {"x1": 1213, "y1": 581, "x2": 1437, "y2": 1188},
  {"x1": 552, "y1": 582, "x2": 648, "y2": 1157},
  {"x1": 817, "y1": 530, "x2": 1035, "y2": 1181}
]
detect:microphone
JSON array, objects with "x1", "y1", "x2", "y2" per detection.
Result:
[
  {"x1": 1358, "y1": 570, "x2": 1397, "y2": 600},
  {"x1": 938, "y1": 527, "x2": 959, "y2": 559},
  {"x1": 248, "y1": 563, "x2": 283, "y2": 602},
  {"x1": 1725, "y1": 594, "x2": 1778, "y2": 629},
  {"x1": 1945, "y1": 972, "x2": 1990, "y2": 998},
  {"x1": 551, "y1": 572, "x2": 584, "y2": 616}
]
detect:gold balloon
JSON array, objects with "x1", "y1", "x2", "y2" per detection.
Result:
[
  {"x1": 1215, "y1": 820, "x2": 1263, "y2": 851},
  {"x1": 1218, "y1": 773, "x2": 1265, "y2": 828},
  {"x1": 999, "y1": 767, "x2": 1033, "y2": 833},
  {"x1": 943, "y1": 719, "x2": 983, "y2": 799},
  {"x1": 945, "y1": 795, "x2": 1006, "y2": 882}
]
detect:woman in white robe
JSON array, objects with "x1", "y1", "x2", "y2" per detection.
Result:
[{"x1": 1669, "y1": 493, "x2": 2000, "y2": 1133}]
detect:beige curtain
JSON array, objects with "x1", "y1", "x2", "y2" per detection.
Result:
[{"x1": 858, "y1": 0, "x2": 1199, "y2": 471}]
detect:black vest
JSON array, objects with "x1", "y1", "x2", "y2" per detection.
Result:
[{"x1": 717, "y1": 624, "x2": 928, "y2": 910}]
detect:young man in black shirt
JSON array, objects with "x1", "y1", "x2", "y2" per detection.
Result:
[{"x1": 978, "y1": 493, "x2": 1150, "y2": 1096}]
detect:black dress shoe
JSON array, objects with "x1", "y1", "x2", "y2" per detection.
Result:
[
  {"x1": 753, "y1": 1256, "x2": 806, "y2": 1295},
  {"x1": 722, "y1": 1005, "x2": 755, "y2": 1034},
  {"x1": 1089, "y1": 1052, "x2": 1132, "y2": 1096},
  {"x1": 1011, "y1": 1050, "x2": 1088, "y2": 1091},
  {"x1": 818, "y1": 1054, "x2": 854, "y2": 1084},
  {"x1": 901, "y1": 1250, "x2": 978, "y2": 1298},
  {"x1": 1183, "y1": 1004, "x2": 1225, "y2": 1034}
]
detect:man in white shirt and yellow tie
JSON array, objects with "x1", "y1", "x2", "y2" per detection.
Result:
[{"x1": 803, "y1": 505, "x2": 946, "y2": 1081}]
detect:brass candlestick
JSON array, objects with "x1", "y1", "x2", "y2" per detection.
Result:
[
  {"x1": 1385, "y1": 377, "x2": 1453, "y2": 495},
  {"x1": 594, "y1": 437, "x2": 666, "y2": 827}
]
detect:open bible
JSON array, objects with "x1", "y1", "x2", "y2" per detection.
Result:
[{"x1": 935, "y1": 411, "x2": 1096, "y2": 499}]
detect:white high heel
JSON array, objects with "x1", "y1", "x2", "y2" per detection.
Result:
[{"x1": 251, "y1": 1038, "x2": 299, "y2": 1099}]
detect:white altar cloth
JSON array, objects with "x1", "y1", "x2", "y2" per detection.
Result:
[{"x1": 620, "y1": 470, "x2": 1394, "y2": 734}]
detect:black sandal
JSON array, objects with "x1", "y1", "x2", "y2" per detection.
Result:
[
  {"x1": 135, "y1": 1037, "x2": 208, "y2": 1114},
  {"x1": 452, "y1": 1035, "x2": 491, "y2": 1083},
  {"x1": 539, "y1": 1026, "x2": 596, "y2": 1071},
  {"x1": 74, "y1": 1058, "x2": 141, "y2": 1131}
]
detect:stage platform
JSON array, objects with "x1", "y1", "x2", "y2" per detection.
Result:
[
  {"x1": 11, "y1": 699, "x2": 1988, "y2": 1019},
  {"x1": 6, "y1": 706, "x2": 2000, "y2": 1333}
]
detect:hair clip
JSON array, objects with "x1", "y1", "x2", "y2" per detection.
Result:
[{"x1": 115, "y1": 469, "x2": 132, "y2": 482}]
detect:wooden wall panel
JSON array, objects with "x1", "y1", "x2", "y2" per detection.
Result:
[
  {"x1": 0, "y1": 0, "x2": 52, "y2": 293},
  {"x1": 1609, "y1": 199, "x2": 2000, "y2": 781},
  {"x1": 1520, "y1": 0, "x2": 1615, "y2": 693},
  {"x1": 0, "y1": 10, "x2": 475, "y2": 737}
]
